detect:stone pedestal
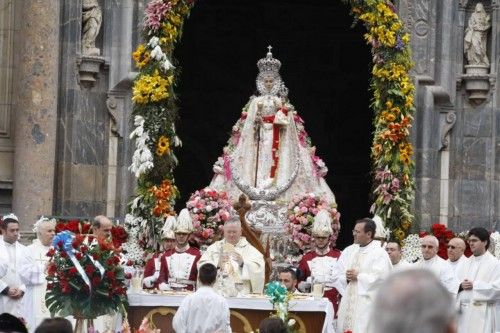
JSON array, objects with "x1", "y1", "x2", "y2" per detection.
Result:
[
  {"x1": 12, "y1": 0, "x2": 60, "y2": 229},
  {"x1": 463, "y1": 65, "x2": 491, "y2": 104}
]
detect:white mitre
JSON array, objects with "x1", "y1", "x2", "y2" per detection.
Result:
[
  {"x1": 162, "y1": 215, "x2": 176, "y2": 239},
  {"x1": 312, "y1": 209, "x2": 333, "y2": 237},
  {"x1": 174, "y1": 208, "x2": 195, "y2": 234},
  {"x1": 372, "y1": 215, "x2": 390, "y2": 240}
]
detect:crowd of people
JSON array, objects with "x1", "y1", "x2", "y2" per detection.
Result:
[{"x1": 0, "y1": 209, "x2": 498, "y2": 333}]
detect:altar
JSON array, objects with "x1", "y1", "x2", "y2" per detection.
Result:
[{"x1": 127, "y1": 292, "x2": 335, "y2": 333}]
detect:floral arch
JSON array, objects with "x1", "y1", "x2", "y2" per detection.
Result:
[{"x1": 126, "y1": 0, "x2": 416, "y2": 257}]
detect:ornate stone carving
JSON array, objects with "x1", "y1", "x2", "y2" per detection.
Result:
[
  {"x1": 464, "y1": 3, "x2": 491, "y2": 66},
  {"x1": 77, "y1": 55, "x2": 105, "y2": 89},
  {"x1": 439, "y1": 111, "x2": 457, "y2": 151},
  {"x1": 82, "y1": 0, "x2": 102, "y2": 56},
  {"x1": 462, "y1": 2, "x2": 492, "y2": 104}
]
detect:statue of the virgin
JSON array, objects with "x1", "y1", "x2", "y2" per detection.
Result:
[{"x1": 210, "y1": 47, "x2": 336, "y2": 208}]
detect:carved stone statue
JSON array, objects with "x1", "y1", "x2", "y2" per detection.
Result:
[
  {"x1": 464, "y1": 3, "x2": 490, "y2": 66},
  {"x1": 82, "y1": 0, "x2": 102, "y2": 56}
]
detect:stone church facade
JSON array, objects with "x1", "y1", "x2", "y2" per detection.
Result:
[{"x1": 0, "y1": 0, "x2": 498, "y2": 234}]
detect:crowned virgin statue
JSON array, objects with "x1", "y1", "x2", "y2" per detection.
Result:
[{"x1": 210, "y1": 47, "x2": 336, "y2": 216}]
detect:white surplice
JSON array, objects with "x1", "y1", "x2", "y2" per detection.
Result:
[
  {"x1": 0, "y1": 239, "x2": 36, "y2": 331},
  {"x1": 455, "y1": 251, "x2": 500, "y2": 333},
  {"x1": 448, "y1": 255, "x2": 467, "y2": 275},
  {"x1": 336, "y1": 241, "x2": 392, "y2": 333},
  {"x1": 172, "y1": 286, "x2": 231, "y2": 333},
  {"x1": 198, "y1": 237, "x2": 265, "y2": 294},
  {"x1": 26, "y1": 239, "x2": 51, "y2": 329},
  {"x1": 392, "y1": 259, "x2": 412, "y2": 272},
  {"x1": 415, "y1": 255, "x2": 458, "y2": 294}
]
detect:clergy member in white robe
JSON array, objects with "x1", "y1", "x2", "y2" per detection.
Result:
[
  {"x1": 415, "y1": 235, "x2": 457, "y2": 294},
  {"x1": 336, "y1": 218, "x2": 392, "y2": 333},
  {"x1": 0, "y1": 213, "x2": 36, "y2": 331},
  {"x1": 447, "y1": 237, "x2": 467, "y2": 275},
  {"x1": 198, "y1": 216, "x2": 265, "y2": 294},
  {"x1": 26, "y1": 217, "x2": 56, "y2": 329},
  {"x1": 456, "y1": 227, "x2": 500, "y2": 333},
  {"x1": 173, "y1": 263, "x2": 231, "y2": 333},
  {"x1": 385, "y1": 241, "x2": 412, "y2": 272}
]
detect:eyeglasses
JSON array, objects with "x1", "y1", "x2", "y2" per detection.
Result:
[
  {"x1": 421, "y1": 245, "x2": 435, "y2": 249},
  {"x1": 447, "y1": 245, "x2": 456, "y2": 249}
]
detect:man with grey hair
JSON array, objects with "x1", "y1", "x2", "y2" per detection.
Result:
[
  {"x1": 27, "y1": 217, "x2": 56, "y2": 328},
  {"x1": 446, "y1": 237, "x2": 467, "y2": 274},
  {"x1": 370, "y1": 269, "x2": 456, "y2": 333},
  {"x1": 415, "y1": 235, "x2": 457, "y2": 294},
  {"x1": 91, "y1": 215, "x2": 113, "y2": 240},
  {"x1": 198, "y1": 215, "x2": 265, "y2": 293}
]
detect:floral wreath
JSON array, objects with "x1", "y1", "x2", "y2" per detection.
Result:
[{"x1": 127, "y1": 0, "x2": 416, "y2": 253}]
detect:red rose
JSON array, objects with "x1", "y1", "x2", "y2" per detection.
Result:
[
  {"x1": 87, "y1": 236, "x2": 94, "y2": 243},
  {"x1": 126, "y1": 260, "x2": 133, "y2": 266},
  {"x1": 105, "y1": 271, "x2": 115, "y2": 279},
  {"x1": 91, "y1": 276, "x2": 101, "y2": 286},
  {"x1": 60, "y1": 251, "x2": 67, "y2": 258},
  {"x1": 46, "y1": 283, "x2": 53, "y2": 290},
  {"x1": 84, "y1": 264, "x2": 95, "y2": 275},
  {"x1": 82, "y1": 223, "x2": 91, "y2": 234},
  {"x1": 57, "y1": 240, "x2": 63, "y2": 248},
  {"x1": 47, "y1": 263, "x2": 57, "y2": 275},
  {"x1": 124, "y1": 273, "x2": 132, "y2": 279},
  {"x1": 92, "y1": 253, "x2": 100, "y2": 260},
  {"x1": 68, "y1": 267, "x2": 78, "y2": 276},
  {"x1": 75, "y1": 252, "x2": 83, "y2": 260},
  {"x1": 46, "y1": 248, "x2": 55, "y2": 257}
]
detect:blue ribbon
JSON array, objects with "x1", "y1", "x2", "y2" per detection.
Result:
[{"x1": 53, "y1": 231, "x2": 91, "y2": 289}]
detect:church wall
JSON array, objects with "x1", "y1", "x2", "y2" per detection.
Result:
[{"x1": 399, "y1": 0, "x2": 500, "y2": 232}]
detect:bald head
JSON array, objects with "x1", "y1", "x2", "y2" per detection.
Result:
[
  {"x1": 421, "y1": 235, "x2": 439, "y2": 260},
  {"x1": 92, "y1": 215, "x2": 113, "y2": 240},
  {"x1": 447, "y1": 238, "x2": 466, "y2": 262}
]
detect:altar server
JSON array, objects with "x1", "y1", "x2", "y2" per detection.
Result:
[
  {"x1": 157, "y1": 209, "x2": 201, "y2": 290},
  {"x1": 456, "y1": 227, "x2": 500, "y2": 333},
  {"x1": 173, "y1": 263, "x2": 230, "y2": 333},
  {"x1": 298, "y1": 210, "x2": 341, "y2": 313},
  {"x1": 336, "y1": 218, "x2": 392, "y2": 333},
  {"x1": 0, "y1": 213, "x2": 36, "y2": 331},
  {"x1": 198, "y1": 215, "x2": 265, "y2": 294}
]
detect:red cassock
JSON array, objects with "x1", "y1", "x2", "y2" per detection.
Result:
[
  {"x1": 157, "y1": 247, "x2": 201, "y2": 291},
  {"x1": 143, "y1": 252, "x2": 163, "y2": 279},
  {"x1": 298, "y1": 248, "x2": 341, "y2": 315}
]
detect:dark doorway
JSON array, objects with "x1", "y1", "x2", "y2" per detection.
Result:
[{"x1": 174, "y1": 0, "x2": 373, "y2": 249}]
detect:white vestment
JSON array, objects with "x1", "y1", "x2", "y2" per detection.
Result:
[
  {"x1": 172, "y1": 286, "x2": 231, "y2": 333},
  {"x1": 198, "y1": 237, "x2": 265, "y2": 294},
  {"x1": 26, "y1": 240, "x2": 51, "y2": 329},
  {"x1": 455, "y1": 252, "x2": 500, "y2": 333},
  {"x1": 0, "y1": 239, "x2": 36, "y2": 331},
  {"x1": 336, "y1": 241, "x2": 392, "y2": 333},
  {"x1": 415, "y1": 255, "x2": 458, "y2": 294},
  {"x1": 448, "y1": 255, "x2": 467, "y2": 275},
  {"x1": 392, "y1": 259, "x2": 412, "y2": 272}
]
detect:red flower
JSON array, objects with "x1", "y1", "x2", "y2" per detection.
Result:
[
  {"x1": 47, "y1": 263, "x2": 57, "y2": 275},
  {"x1": 80, "y1": 245, "x2": 88, "y2": 253},
  {"x1": 84, "y1": 264, "x2": 95, "y2": 275},
  {"x1": 124, "y1": 273, "x2": 132, "y2": 279},
  {"x1": 75, "y1": 252, "x2": 83, "y2": 260},
  {"x1": 126, "y1": 260, "x2": 133, "y2": 266},
  {"x1": 82, "y1": 223, "x2": 91, "y2": 234},
  {"x1": 60, "y1": 251, "x2": 67, "y2": 258},
  {"x1": 57, "y1": 240, "x2": 63, "y2": 248},
  {"x1": 68, "y1": 267, "x2": 78, "y2": 276},
  {"x1": 92, "y1": 253, "x2": 100, "y2": 260},
  {"x1": 105, "y1": 271, "x2": 115, "y2": 279},
  {"x1": 46, "y1": 248, "x2": 55, "y2": 257},
  {"x1": 91, "y1": 276, "x2": 101, "y2": 287}
]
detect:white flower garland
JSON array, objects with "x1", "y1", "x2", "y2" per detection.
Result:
[
  {"x1": 122, "y1": 213, "x2": 145, "y2": 265},
  {"x1": 401, "y1": 234, "x2": 422, "y2": 263},
  {"x1": 490, "y1": 231, "x2": 500, "y2": 259},
  {"x1": 129, "y1": 115, "x2": 154, "y2": 178}
]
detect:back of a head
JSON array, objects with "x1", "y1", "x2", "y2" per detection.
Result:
[
  {"x1": 34, "y1": 318, "x2": 72, "y2": 333},
  {"x1": 198, "y1": 263, "x2": 218, "y2": 286},
  {"x1": 371, "y1": 269, "x2": 455, "y2": 333},
  {"x1": 259, "y1": 317, "x2": 287, "y2": 333},
  {"x1": 0, "y1": 313, "x2": 27, "y2": 333}
]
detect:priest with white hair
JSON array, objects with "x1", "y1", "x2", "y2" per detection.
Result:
[
  {"x1": 26, "y1": 217, "x2": 56, "y2": 328},
  {"x1": 198, "y1": 214, "x2": 265, "y2": 294},
  {"x1": 415, "y1": 235, "x2": 457, "y2": 294},
  {"x1": 335, "y1": 217, "x2": 392, "y2": 333}
]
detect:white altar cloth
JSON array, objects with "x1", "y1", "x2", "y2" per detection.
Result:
[{"x1": 128, "y1": 292, "x2": 335, "y2": 333}]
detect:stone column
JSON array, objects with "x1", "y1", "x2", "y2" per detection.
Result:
[{"x1": 12, "y1": 0, "x2": 60, "y2": 229}]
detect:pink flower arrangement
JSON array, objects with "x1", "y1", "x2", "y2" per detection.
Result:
[
  {"x1": 186, "y1": 187, "x2": 232, "y2": 245},
  {"x1": 144, "y1": 0, "x2": 172, "y2": 32},
  {"x1": 372, "y1": 166, "x2": 401, "y2": 208},
  {"x1": 285, "y1": 193, "x2": 340, "y2": 251}
]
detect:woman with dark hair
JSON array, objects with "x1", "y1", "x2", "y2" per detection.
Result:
[{"x1": 258, "y1": 317, "x2": 287, "y2": 333}]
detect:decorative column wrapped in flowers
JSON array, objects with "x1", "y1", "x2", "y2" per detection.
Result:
[{"x1": 45, "y1": 231, "x2": 130, "y2": 332}]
